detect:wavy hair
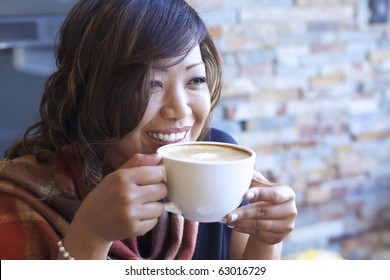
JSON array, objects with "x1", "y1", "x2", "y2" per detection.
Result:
[{"x1": 5, "y1": 0, "x2": 222, "y2": 189}]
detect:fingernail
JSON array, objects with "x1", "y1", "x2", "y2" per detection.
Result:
[
  {"x1": 246, "y1": 191, "x2": 255, "y2": 201},
  {"x1": 230, "y1": 213, "x2": 238, "y2": 223}
]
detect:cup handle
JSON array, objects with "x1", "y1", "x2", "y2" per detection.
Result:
[
  {"x1": 158, "y1": 165, "x2": 182, "y2": 216},
  {"x1": 164, "y1": 201, "x2": 182, "y2": 215}
]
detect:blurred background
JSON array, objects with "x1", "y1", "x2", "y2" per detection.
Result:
[
  {"x1": 0, "y1": 0, "x2": 76, "y2": 153},
  {"x1": 1, "y1": 0, "x2": 390, "y2": 259}
]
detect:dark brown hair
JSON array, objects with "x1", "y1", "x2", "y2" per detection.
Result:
[{"x1": 5, "y1": 0, "x2": 222, "y2": 188}]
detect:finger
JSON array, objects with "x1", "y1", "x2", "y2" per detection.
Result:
[
  {"x1": 251, "y1": 170, "x2": 277, "y2": 187},
  {"x1": 120, "y1": 153, "x2": 162, "y2": 169},
  {"x1": 230, "y1": 202, "x2": 291, "y2": 220},
  {"x1": 130, "y1": 218, "x2": 160, "y2": 237},
  {"x1": 128, "y1": 201, "x2": 165, "y2": 221},
  {"x1": 232, "y1": 218, "x2": 292, "y2": 235},
  {"x1": 116, "y1": 165, "x2": 164, "y2": 186},
  {"x1": 141, "y1": 202, "x2": 166, "y2": 219},
  {"x1": 252, "y1": 170, "x2": 270, "y2": 183},
  {"x1": 133, "y1": 182, "x2": 168, "y2": 204},
  {"x1": 231, "y1": 226, "x2": 286, "y2": 245},
  {"x1": 226, "y1": 202, "x2": 297, "y2": 224},
  {"x1": 245, "y1": 185, "x2": 295, "y2": 204}
]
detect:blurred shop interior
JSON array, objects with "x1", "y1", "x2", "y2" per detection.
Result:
[{"x1": 0, "y1": 0, "x2": 77, "y2": 153}]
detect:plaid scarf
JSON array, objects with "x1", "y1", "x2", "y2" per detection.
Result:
[{"x1": 0, "y1": 148, "x2": 198, "y2": 259}]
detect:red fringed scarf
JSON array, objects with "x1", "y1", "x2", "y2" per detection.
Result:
[{"x1": 0, "y1": 148, "x2": 198, "y2": 260}]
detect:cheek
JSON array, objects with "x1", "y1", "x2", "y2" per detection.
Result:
[
  {"x1": 197, "y1": 92, "x2": 211, "y2": 120},
  {"x1": 192, "y1": 92, "x2": 211, "y2": 128}
]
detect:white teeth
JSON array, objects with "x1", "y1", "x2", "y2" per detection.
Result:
[{"x1": 149, "y1": 131, "x2": 186, "y2": 142}]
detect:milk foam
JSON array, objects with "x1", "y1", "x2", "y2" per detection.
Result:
[{"x1": 162, "y1": 144, "x2": 250, "y2": 162}]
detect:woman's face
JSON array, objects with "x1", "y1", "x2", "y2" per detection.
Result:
[{"x1": 107, "y1": 45, "x2": 211, "y2": 169}]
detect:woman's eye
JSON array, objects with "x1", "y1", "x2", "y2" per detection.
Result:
[
  {"x1": 189, "y1": 76, "x2": 207, "y2": 86},
  {"x1": 150, "y1": 80, "x2": 163, "y2": 91}
]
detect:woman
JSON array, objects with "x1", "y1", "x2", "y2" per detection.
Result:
[{"x1": 0, "y1": 0, "x2": 297, "y2": 260}]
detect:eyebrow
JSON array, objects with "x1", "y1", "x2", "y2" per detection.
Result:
[
  {"x1": 152, "y1": 62, "x2": 205, "y2": 72},
  {"x1": 186, "y1": 62, "x2": 205, "y2": 70}
]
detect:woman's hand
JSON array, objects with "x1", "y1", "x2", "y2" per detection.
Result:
[
  {"x1": 226, "y1": 170, "x2": 297, "y2": 245},
  {"x1": 63, "y1": 153, "x2": 167, "y2": 259}
]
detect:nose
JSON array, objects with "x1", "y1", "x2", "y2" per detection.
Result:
[{"x1": 160, "y1": 86, "x2": 192, "y2": 120}]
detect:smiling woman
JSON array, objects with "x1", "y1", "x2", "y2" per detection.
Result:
[
  {"x1": 106, "y1": 45, "x2": 211, "y2": 169},
  {"x1": 5, "y1": 0, "x2": 221, "y2": 189},
  {"x1": 0, "y1": 0, "x2": 296, "y2": 260}
]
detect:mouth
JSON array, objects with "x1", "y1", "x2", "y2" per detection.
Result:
[{"x1": 147, "y1": 129, "x2": 189, "y2": 144}]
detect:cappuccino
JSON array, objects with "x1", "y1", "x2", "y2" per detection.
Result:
[
  {"x1": 157, "y1": 141, "x2": 256, "y2": 222},
  {"x1": 160, "y1": 143, "x2": 250, "y2": 163}
]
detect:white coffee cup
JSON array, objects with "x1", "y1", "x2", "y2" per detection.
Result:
[{"x1": 157, "y1": 141, "x2": 256, "y2": 223}]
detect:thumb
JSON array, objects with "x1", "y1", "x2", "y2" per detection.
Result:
[
  {"x1": 252, "y1": 169, "x2": 277, "y2": 187},
  {"x1": 120, "y1": 153, "x2": 162, "y2": 169}
]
